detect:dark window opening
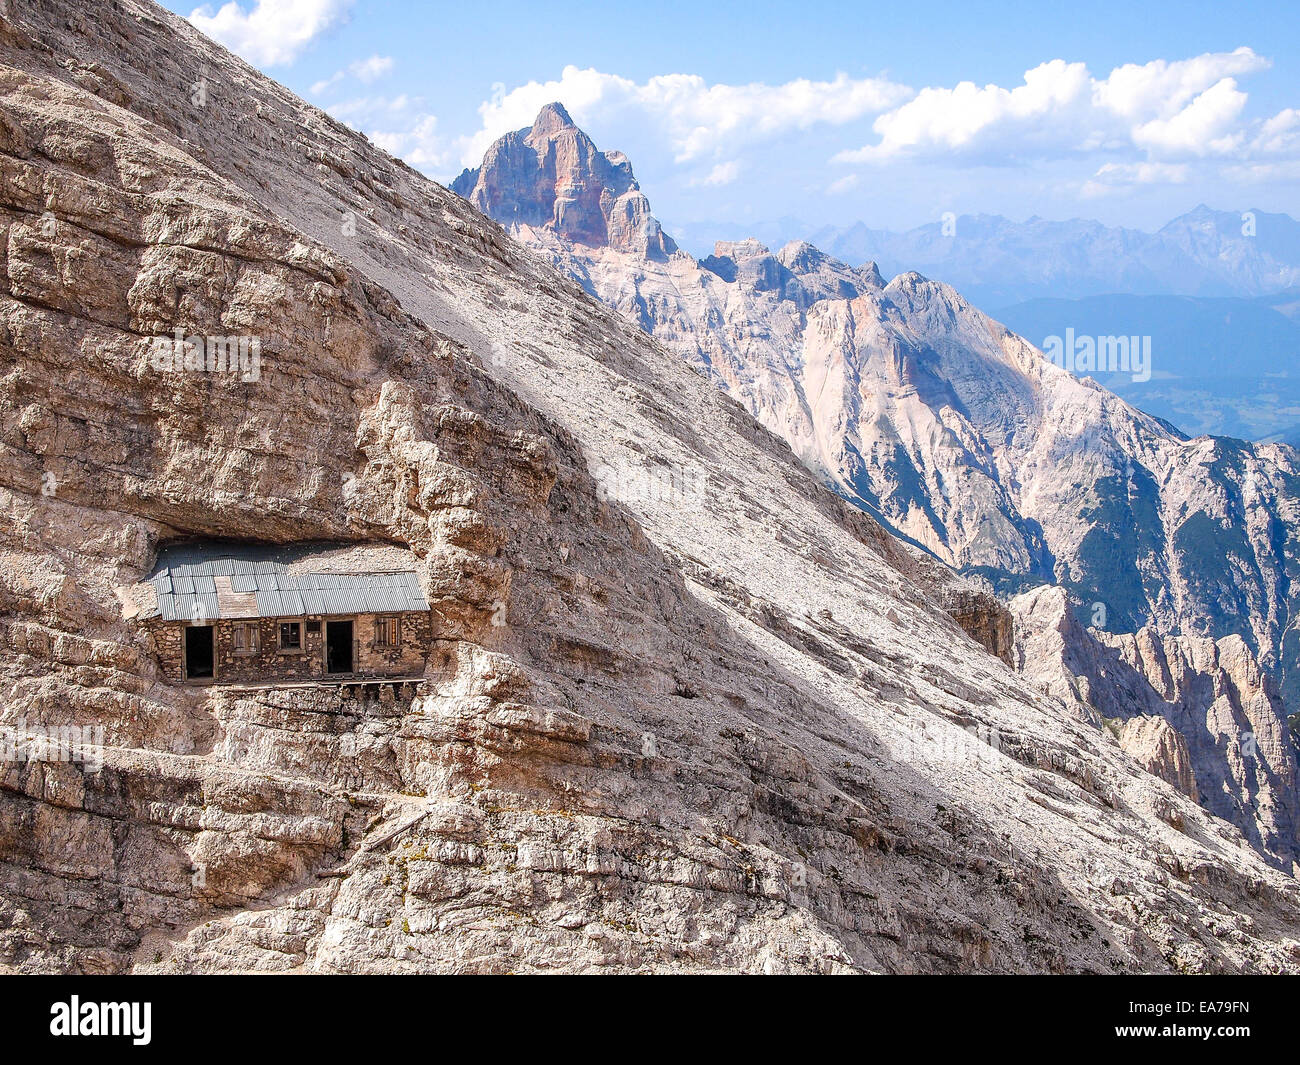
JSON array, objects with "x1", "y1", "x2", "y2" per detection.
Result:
[
  {"x1": 280, "y1": 621, "x2": 302, "y2": 649},
  {"x1": 306, "y1": 619, "x2": 321, "y2": 634},
  {"x1": 232, "y1": 622, "x2": 260, "y2": 653}
]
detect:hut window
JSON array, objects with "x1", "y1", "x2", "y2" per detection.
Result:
[
  {"x1": 279, "y1": 621, "x2": 302, "y2": 649},
  {"x1": 232, "y1": 622, "x2": 260, "y2": 653},
  {"x1": 306, "y1": 619, "x2": 321, "y2": 634},
  {"x1": 374, "y1": 617, "x2": 400, "y2": 647}
]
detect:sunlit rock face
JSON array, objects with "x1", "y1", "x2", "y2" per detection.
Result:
[
  {"x1": 1011, "y1": 586, "x2": 1300, "y2": 865},
  {"x1": 465, "y1": 109, "x2": 1300, "y2": 705},
  {"x1": 452, "y1": 103, "x2": 677, "y2": 259},
  {"x1": 461, "y1": 107, "x2": 1300, "y2": 871}
]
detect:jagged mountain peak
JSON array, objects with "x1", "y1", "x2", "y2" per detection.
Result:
[
  {"x1": 451, "y1": 104, "x2": 677, "y2": 259},
  {"x1": 530, "y1": 99, "x2": 577, "y2": 135},
  {"x1": 776, "y1": 238, "x2": 879, "y2": 284}
]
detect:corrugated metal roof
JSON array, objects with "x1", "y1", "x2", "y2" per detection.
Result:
[{"x1": 143, "y1": 544, "x2": 428, "y2": 621}]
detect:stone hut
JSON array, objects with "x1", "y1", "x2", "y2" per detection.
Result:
[{"x1": 129, "y1": 542, "x2": 434, "y2": 685}]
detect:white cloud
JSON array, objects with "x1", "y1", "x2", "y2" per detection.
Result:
[
  {"x1": 1221, "y1": 158, "x2": 1300, "y2": 184},
  {"x1": 1131, "y1": 77, "x2": 1248, "y2": 157},
  {"x1": 370, "y1": 115, "x2": 443, "y2": 168},
  {"x1": 1248, "y1": 108, "x2": 1300, "y2": 157},
  {"x1": 457, "y1": 65, "x2": 912, "y2": 168},
  {"x1": 837, "y1": 59, "x2": 1094, "y2": 164},
  {"x1": 349, "y1": 54, "x2": 393, "y2": 84},
  {"x1": 833, "y1": 47, "x2": 1296, "y2": 177},
  {"x1": 311, "y1": 53, "x2": 393, "y2": 95},
  {"x1": 188, "y1": 0, "x2": 352, "y2": 67},
  {"x1": 1092, "y1": 47, "x2": 1267, "y2": 120},
  {"x1": 1081, "y1": 161, "x2": 1191, "y2": 196},
  {"x1": 696, "y1": 160, "x2": 740, "y2": 186},
  {"x1": 310, "y1": 70, "x2": 344, "y2": 95},
  {"x1": 826, "y1": 173, "x2": 860, "y2": 195}
]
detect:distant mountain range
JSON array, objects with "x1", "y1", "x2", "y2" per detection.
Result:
[
  {"x1": 674, "y1": 207, "x2": 1300, "y2": 308},
  {"x1": 809, "y1": 208, "x2": 1300, "y2": 307}
]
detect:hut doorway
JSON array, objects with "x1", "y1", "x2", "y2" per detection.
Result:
[
  {"x1": 326, "y1": 619, "x2": 354, "y2": 674},
  {"x1": 184, "y1": 624, "x2": 215, "y2": 681}
]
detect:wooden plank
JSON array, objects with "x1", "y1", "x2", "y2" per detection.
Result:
[{"x1": 213, "y1": 575, "x2": 259, "y2": 618}]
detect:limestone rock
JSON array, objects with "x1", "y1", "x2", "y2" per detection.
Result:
[
  {"x1": 1119, "y1": 716, "x2": 1198, "y2": 800},
  {"x1": 461, "y1": 110, "x2": 1300, "y2": 717},
  {"x1": 452, "y1": 103, "x2": 677, "y2": 259},
  {"x1": 1011, "y1": 586, "x2": 1300, "y2": 866}
]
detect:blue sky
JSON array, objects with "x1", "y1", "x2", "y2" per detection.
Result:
[{"x1": 165, "y1": 0, "x2": 1300, "y2": 249}]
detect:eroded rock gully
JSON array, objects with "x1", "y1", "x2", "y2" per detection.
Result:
[{"x1": 0, "y1": 0, "x2": 1298, "y2": 973}]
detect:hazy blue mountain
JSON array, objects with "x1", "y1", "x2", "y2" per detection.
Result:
[
  {"x1": 1159, "y1": 206, "x2": 1300, "y2": 295},
  {"x1": 994, "y1": 293, "x2": 1300, "y2": 441},
  {"x1": 809, "y1": 207, "x2": 1300, "y2": 307}
]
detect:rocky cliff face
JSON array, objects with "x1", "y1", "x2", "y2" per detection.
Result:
[
  {"x1": 1012, "y1": 587, "x2": 1300, "y2": 864},
  {"x1": 452, "y1": 103, "x2": 676, "y2": 259},
  {"x1": 459, "y1": 106, "x2": 1300, "y2": 869},
  {"x1": 463, "y1": 108, "x2": 1300, "y2": 704},
  {"x1": 3, "y1": 1, "x2": 1300, "y2": 974}
]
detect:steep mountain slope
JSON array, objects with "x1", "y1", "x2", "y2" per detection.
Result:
[
  {"x1": 454, "y1": 106, "x2": 1300, "y2": 863},
  {"x1": 808, "y1": 207, "x2": 1300, "y2": 307},
  {"x1": 1013, "y1": 587, "x2": 1298, "y2": 862},
  {"x1": 456, "y1": 108, "x2": 1300, "y2": 711},
  {"x1": 3, "y1": 0, "x2": 1300, "y2": 974}
]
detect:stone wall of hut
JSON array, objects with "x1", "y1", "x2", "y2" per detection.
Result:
[{"x1": 145, "y1": 611, "x2": 432, "y2": 684}]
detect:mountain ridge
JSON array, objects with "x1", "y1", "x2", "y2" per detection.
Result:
[
  {"x1": 667, "y1": 205, "x2": 1300, "y2": 306},
  {"x1": 456, "y1": 102, "x2": 1300, "y2": 866}
]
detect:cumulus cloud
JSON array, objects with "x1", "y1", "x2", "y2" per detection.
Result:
[
  {"x1": 310, "y1": 71, "x2": 344, "y2": 95},
  {"x1": 1081, "y1": 162, "x2": 1191, "y2": 197},
  {"x1": 695, "y1": 160, "x2": 741, "y2": 186},
  {"x1": 1247, "y1": 107, "x2": 1300, "y2": 157},
  {"x1": 188, "y1": 0, "x2": 352, "y2": 67},
  {"x1": 833, "y1": 47, "x2": 1294, "y2": 176},
  {"x1": 355, "y1": 47, "x2": 1298, "y2": 202},
  {"x1": 349, "y1": 54, "x2": 394, "y2": 84},
  {"x1": 370, "y1": 114, "x2": 443, "y2": 168},
  {"x1": 1092, "y1": 47, "x2": 1267, "y2": 119},
  {"x1": 838, "y1": 59, "x2": 1095, "y2": 163},
  {"x1": 1131, "y1": 77, "x2": 1248, "y2": 157},
  {"x1": 456, "y1": 65, "x2": 912, "y2": 168}
]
